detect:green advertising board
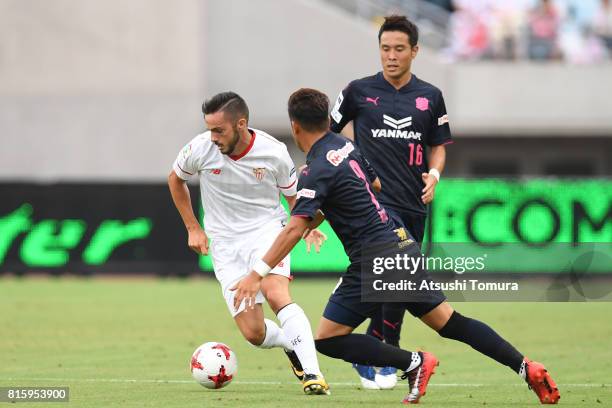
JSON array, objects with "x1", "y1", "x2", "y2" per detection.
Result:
[
  {"x1": 0, "y1": 180, "x2": 609, "y2": 274},
  {"x1": 199, "y1": 179, "x2": 611, "y2": 273}
]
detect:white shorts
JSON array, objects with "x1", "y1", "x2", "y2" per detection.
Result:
[{"x1": 210, "y1": 222, "x2": 290, "y2": 317}]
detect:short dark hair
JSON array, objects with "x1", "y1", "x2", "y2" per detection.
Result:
[
  {"x1": 202, "y1": 91, "x2": 249, "y2": 123},
  {"x1": 288, "y1": 88, "x2": 330, "y2": 132},
  {"x1": 378, "y1": 15, "x2": 419, "y2": 47}
]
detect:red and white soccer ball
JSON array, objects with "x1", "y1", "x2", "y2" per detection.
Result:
[{"x1": 190, "y1": 342, "x2": 238, "y2": 389}]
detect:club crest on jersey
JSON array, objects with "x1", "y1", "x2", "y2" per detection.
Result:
[
  {"x1": 416, "y1": 97, "x2": 429, "y2": 111},
  {"x1": 252, "y1": 167, "x2": 266, "y2": 181},
  {"x1": 326, "y1": 142, "x2": 355, "y2": 166}
]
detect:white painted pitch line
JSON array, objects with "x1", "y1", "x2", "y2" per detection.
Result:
[{"x1": 1, "y1": 378, "x2": 609, "y2": 388}]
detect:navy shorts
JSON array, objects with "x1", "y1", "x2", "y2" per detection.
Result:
[
  {"x1": 322, "y1": 244, "x2": 446, "y2": 328},
  {"x1": 386, "y1": 207, "x2": 427, "y2": 243},
  {"x1": 323, "y1": 280, "x2": 445, "y2": 328}
]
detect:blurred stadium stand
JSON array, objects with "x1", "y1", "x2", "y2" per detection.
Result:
[{"x1": 1, "y1": 0, "x2": 610, "y2": 181}]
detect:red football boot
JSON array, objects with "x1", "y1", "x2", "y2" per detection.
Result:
[
  {"x1": 524, "y1": 358, "x2": 560, "y2": 404},
  {"x1": 401, "y1": 352, "x2": 439, "y2": 404}
]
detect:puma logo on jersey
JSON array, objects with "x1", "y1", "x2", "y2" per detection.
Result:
[{"x1": 365, "y1": 96, "x2": 380, "y2": 106}]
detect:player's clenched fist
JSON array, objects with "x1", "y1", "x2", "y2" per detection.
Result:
[{"x1": 188, "y1": 227, "x2": 209, "y2": 255}]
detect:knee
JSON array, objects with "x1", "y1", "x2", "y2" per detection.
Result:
[
  {"x1": 242, "y1": 326, "x2": 266, "y2": 346},
  {"x1": 263, "y1": 288, "x2": 291, "y2": 313},
  {"x1": 315, "y1": 328, "x2": 331, "y2": 341}
]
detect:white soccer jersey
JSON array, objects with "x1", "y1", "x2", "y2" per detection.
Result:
[{"x1": 173, "y1": 128, "x2": 297, "y2": 241}]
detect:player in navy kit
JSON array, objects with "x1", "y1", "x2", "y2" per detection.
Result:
[
  {"x1": 232, "y1": 88, "x2": 559, "y2": 404},
  {"x1": 330, "y1": 15, "x2": 452, "y2": 388}
]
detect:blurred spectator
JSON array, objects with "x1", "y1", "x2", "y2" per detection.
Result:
[
  {"x1": 444, "y1": 0, "x2": 491, "y2": 60},
  {"x1": 528, "y1": 0, "x2": 562, "y2": 60},
  {"x1": 560, "y1": 5, "x2": 609, "y2": 63},
  {"x1": 487, "y1": 0, "x2": 531, "y2": 60},
  {"x1": 366, "y1": 0, "x2": 610, "y2": 63},
  {"x1": 424, "y1": 0, "x2": 455, "y2": 12},
  {"x1": 593, "y1": 0, "x2": 612, "y2": 50}
]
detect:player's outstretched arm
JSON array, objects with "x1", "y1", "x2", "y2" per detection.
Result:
[
  {"x1": 167, "y1": 171, "x2": 209, "y2": 255},
  {"x1": 230, "y1": 216, "x2": 310, "y2": 311},
  {"x1": 261, "y1": 215, "x2": 309, "y2": 271}
]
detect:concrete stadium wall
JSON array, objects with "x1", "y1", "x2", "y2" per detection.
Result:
[
  {"x1": 448, "y1": 63, "x2": 612, "y2": 136},
  {"x1": 0, "y1": 0, "x2": 610, "y2": 181},
  {"x1": 0, "y1": 0, "x2": 206, "y2": 181}
]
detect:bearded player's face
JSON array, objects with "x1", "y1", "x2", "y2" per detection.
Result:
[{"x1": 205, "y1": 111, "x2": 241, "y2": 155}]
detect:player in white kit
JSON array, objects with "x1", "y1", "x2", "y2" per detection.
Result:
[{"x1": 168, "y1": 92, "x2": 329, "y2": 395}]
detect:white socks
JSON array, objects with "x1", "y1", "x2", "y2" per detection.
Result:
[
  {"x1": 258, "y1": 318, "x2": 293, "y2": 350},
  {"x1": 519, "y1": 360, "x2": 527, "y2": 381},
  {"x1": 277, "y1": 303, "x2": 322, "y2": 376},
  {"x1": 253, "y1": 304, "x2": 322, "y2": 378},
  {"x1": 407, "y1": 352, "x2": 422, "y2": 372}
]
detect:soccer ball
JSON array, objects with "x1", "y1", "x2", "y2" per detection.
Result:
[{"x1": 190, "y1": 342, "x2": 238, "y2": 389}]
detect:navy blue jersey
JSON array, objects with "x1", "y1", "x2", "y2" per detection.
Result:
[
  {"x1": 330, "y1": 73, "x2": 452, "y2": 214},
  {"x1": 291, "y1": 132, "x2": 400, "y2": 264}
]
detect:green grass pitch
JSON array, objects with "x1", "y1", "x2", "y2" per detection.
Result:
[{"x1": 1, "y1": 277, "x2": 611, "y2": 407}]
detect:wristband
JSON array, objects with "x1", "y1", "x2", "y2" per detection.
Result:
[
  {"x1": 429, "y1": 168, "x2": 441, "y2": 182},
  {"x1": 253, "y1": 259, "x2": 272, "y2": 277}
]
